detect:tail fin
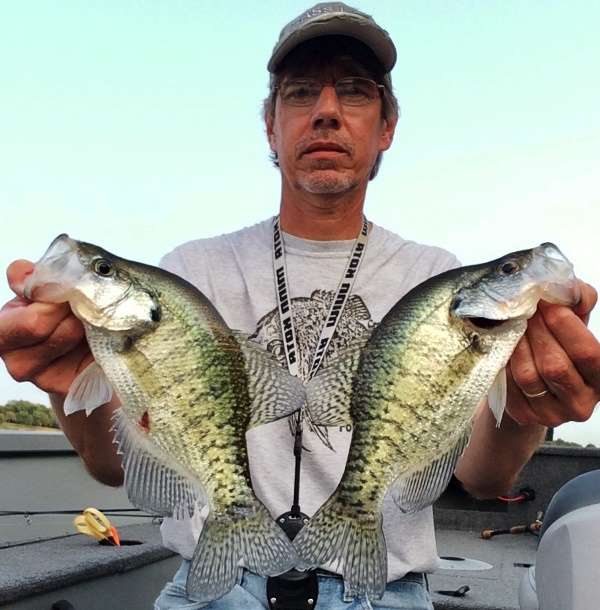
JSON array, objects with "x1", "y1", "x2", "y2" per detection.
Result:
[
  {"x1": 293, "y1": 494, "x2": 387, "y2": 600},
  {"x1": 186, "y1": 502, "x2": 297, "y2": 602}
]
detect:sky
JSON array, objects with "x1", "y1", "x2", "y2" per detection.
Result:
[{"x1": 1, "y1": 1, "x2": 599, "y2": 443}]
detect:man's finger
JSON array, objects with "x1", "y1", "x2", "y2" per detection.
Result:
[
  {"x1": 573, "y1": 281, "x2": 598, "y2": 319},
  {"x1": 540, "y1": 302, "x2": 600, "y2": 390},
  {"x1": 525, "y1": 308, "x2": 594, "y2": 422},
  {"x1": 0, "y1": 300, "x2": 73, "y2": 352},
  {"x1": 510, "y1": 331, "x2": 548, "y2": 397},
  {"x1": 505, "y1": 367, "x2": 541, "y2": 425},
  {"x1": 32, "y1": 342, "x2": 94, "y2": 396},
  {"x1": 539, "y1": 281, "x2": 597, "y2": 324},
  {"x1": 1, "y1": 314, "x2": 86, "y2": 382}
]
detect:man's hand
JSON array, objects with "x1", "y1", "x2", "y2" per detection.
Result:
[
  {"x1": 456, "y1": 280, "x2": 599, "y2": 498},
  {"x1": 508, "y1": 280, "x2": 600, "y2": 427},
  {"x1": 0, "y1": 260, "x2": 92, "y2": 395},
  {"x1": 1, "y1": 259, "x2": 123, "y2": 486}
]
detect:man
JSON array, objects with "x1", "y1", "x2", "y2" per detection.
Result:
[{"x1": 1, "y1": 3, "x2": 599, "y2": 609}]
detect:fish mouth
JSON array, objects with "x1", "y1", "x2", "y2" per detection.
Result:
[
  {"x1": 451, "y1": 242, "x2": 580, "y2": 324},
  {"x1": 23, "y1": 234, "x2": 83, "y2": 303},
  {"x1": 531, "y1": 242, "x2": 580, "y2": 306},
  {"x1": 465, "y1": 317, "x2": 508, "y2": 330}
]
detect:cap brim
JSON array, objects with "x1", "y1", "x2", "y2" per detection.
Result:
[{"x1": 268, "y1": 14, "x2": 396, "y2": 73}]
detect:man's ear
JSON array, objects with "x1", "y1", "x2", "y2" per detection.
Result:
[
  {"x1": 266, "y1": 115, "x2": 277, "y2": 151},
  {"x1": 379, "y1": 116, "x2": 397, "y2": 152}
]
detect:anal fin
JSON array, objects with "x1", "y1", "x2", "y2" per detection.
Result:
[
  {"x1": 111, "y1": 409, "x2": 205, "y2": 518},
  {"x1": 390, "y1": 427, "x2": 471, "y2": 513}
]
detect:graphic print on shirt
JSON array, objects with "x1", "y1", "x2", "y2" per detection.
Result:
[{"x1": 249, "y1": 289, "x2": 375, "y2": 438}]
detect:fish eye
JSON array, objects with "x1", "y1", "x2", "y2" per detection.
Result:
[
  {"x1": 499, "y1": 261, "x2": 519, "y2": 275},
  {"x1": 93, "y1": 258, "x2": 114, "y2": 277}
]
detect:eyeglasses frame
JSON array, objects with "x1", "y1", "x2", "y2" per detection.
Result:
[{"x1": 275, "y1": 76, "x2": 386, "y2": 108}]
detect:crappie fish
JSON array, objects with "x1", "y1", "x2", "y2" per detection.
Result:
[
  {"x1": 24, "y1": 235, "x2": 304, "y2": 602},
  {"x1": 295, "y1": 243, "x2": 580, "y2": 600}
]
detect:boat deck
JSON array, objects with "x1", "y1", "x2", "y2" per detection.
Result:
[
  {"x1": 431, "y1": 528, "x2": 537, "y2": 610},
  {"x1": 0, "y1": 522, "x2": 537, "y2": 610},
  {"x1": 0, "y1": 523, "x2": 178, "y2": 610},
  {"x1": 2, "y1": 432, "x2": 599, "y2": 609}
]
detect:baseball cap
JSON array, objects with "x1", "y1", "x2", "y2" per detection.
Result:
[{"x1": 268, "y1": 2, "x2": 397, "y2": 74}]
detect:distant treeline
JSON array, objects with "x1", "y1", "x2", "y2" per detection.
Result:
[
  {"x1": 0, "y1": 400, "x2": 59, "y2": 428},
  {"x1": 546, "y1": 438, "x2": 597, "y2": 449}
]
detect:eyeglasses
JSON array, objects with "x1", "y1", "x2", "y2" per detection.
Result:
[{"x1": 277, "y1": 77, "x2": 384, "y2": 107}]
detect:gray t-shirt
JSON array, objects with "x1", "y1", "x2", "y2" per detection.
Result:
[{"x1": 159, "y1": 217, "x2": 460, "y2": 581}]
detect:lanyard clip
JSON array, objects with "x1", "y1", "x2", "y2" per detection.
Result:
[{"x1": 276, "y1": 510, "x2": 309, "y2": 541}]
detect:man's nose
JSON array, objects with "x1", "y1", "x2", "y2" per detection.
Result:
[{"x1": 310, "y1": 85, "x2": 342, "y2": 130}]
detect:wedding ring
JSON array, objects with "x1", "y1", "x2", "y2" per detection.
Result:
[{"x1": 523, "y1": 388, "x2": 550, "y2": 399}]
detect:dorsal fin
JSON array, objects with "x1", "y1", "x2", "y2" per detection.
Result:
[{"x1": 233, "y1": 331, "x2": 306, "y2": 427}]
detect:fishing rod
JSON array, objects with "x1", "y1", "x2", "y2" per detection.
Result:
[{"x1": 0, "y1": 508, "x2": 155, "y2": 518}]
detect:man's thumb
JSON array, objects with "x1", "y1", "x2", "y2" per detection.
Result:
[{"x1": 6, "y1": 260, "x2": 34, "y2": 297}]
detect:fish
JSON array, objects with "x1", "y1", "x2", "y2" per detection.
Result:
[
  {"x1": 23, "y1": 234, "x2": 305, "y2": 603},
  {"x1": 294, "y1": 242, "x2": 580, "y2": 600}
]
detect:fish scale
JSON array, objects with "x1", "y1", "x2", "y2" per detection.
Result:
[
  {"x1": 296, "y1": 243, "x2": 580, "y2": 601},
  {"x1": 91, "y1": 292, "x2": 253, "y2": 510},
  {"x1": 24, "y1": 234, "x2": 307, "y2": 603}
]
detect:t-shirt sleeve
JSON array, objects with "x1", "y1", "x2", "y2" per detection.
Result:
[
  {"x1": 432, "y1": 250, "x2": 461, "y2": 276},
  {"x1": 158, "y1": 242, "x2": 216, "y2": 303},
  {"x1": 158, "y1": 248, "x2": 184, "y2": 276}
]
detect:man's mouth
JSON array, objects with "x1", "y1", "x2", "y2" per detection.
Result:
[{"x1": 301, "y1": 142, "x2": 349, "y2": 157}]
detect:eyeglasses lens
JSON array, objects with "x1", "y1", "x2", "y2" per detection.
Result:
[{"x1": 280, "y1": 77, "x2": 381, "y2": 107}]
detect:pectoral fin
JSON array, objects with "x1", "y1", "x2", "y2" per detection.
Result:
[
  {"x1": 488, "y1": 368, "x2": 507, "y2": 427},
  {"x1": 64, "y1": 362, "x2": 114, "y2": 416}
]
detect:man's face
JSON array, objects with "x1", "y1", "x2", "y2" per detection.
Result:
[{"x1": 267, "y1": 54, "x2": 396, "y2": 196}]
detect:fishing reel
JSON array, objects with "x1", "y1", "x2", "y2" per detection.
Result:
[{"x1": 266, "y1": 511, "x2": 318, "y2": 610}]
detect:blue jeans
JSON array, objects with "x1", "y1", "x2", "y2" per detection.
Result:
[{"x1": 154, "y1": 560, "x2": 434, "y2": 610}]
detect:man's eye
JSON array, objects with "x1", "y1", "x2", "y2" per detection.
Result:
[
  {"x1": 338, "y1": 83, "x2": 361, "y2": 95},
  {"x1": 280, "y1": 80, "x2": 321, "y2": 105},
  {"x1": 284, "y1": 85, "x2": 315, "y2": 101},
  {"x1": 340, "y1": 89, "x2": 366, "y2": 100},
  {"x1": 289, "y1": 86, "x2": 311, "y2": 98},
  {"x1": 337, "y1": 82, "x2": 370, "y2": 101}
]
